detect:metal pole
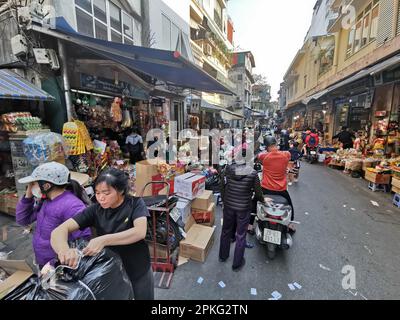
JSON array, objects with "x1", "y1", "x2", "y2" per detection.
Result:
[{"x1": 57, "y1": 39, "x2": 73, "y2": 121}]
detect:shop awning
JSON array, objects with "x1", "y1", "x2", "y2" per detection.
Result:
[
  {"x1": 303, "y1": 54, "x2": 400, "y2": 104},
  {"x1": 31, "y1": 18, "x2": 235, "y2": 96},
  {"x1": 0, "y1": 69, "x2": 54, "y2": 101},
  {"x1": 201, "y1": 100, "x2": 244, "y2": 119}
]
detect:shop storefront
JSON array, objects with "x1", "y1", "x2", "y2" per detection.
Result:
[{"x1": 0, "y1": 69, "x2": 55, "y2": 214}]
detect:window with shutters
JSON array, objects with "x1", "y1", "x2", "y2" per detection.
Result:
[
  {"x1": 377, "y1": 0, "x2": 394, "y2": 46},
  {"x1": 370, "y1": 4, "x2": 380, "y2": 41},
  {"x1": 345, "y1": 0, "x2": 380, "y2": 58}
]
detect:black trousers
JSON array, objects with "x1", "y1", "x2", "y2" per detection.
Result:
[{"x1": 262, "y1": 188, "x2": 294, "y2": 221}]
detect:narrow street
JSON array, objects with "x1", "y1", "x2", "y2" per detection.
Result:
[{"x1": 155, "y1": 162, "x2": 400, "y2": 300}]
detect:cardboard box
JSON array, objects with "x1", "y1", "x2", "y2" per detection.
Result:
[
  {"x1": 192, "y1": 203, "x2": 216, "y2": 226},
  {"x1": 179, "y1": 224, "x2": 215, "y2": 263},
  {"x1": 0, "y1": 260, "x2": 33, "y2": 299},
  {"x1": 135, "y1": 159, "x2": 164, "y2": 197},
  {"x1": 392, "y1": 177, "x2": 400, "y2": 189},
  {"x1": 146, "y1": 241, "x2": 169, "y2": 260},
  {"x1": 151, "y1": 174, "x2": 174, "y2": 196},
  {"x1": 365, "y1": 171, "x2": 391, "y2": 185},
  {"x1": 184, "y1": 213, "x2": 196, "y2": 233},
  {"x1": 192, "y1": 190, "x2": 214, "y2": 211},
  {"x1": 174, "y1": 173, "x2": 206, "y2": 200}
]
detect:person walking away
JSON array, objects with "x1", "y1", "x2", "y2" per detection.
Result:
[
  {"x1": 305, "y1": 129, "x2": 319, "y2": 155},
  {"x1": 258, "y1": 137, "x2": 296, "y2": 233},
  {"x1": 288, "y1": 142, "x2": 302, "y2": 184},
  {"x1": 16, "y1": 162, "x2": 91, "y2": 269},
  {"x1": 126, "y1": 128, "x2": 144, "y2": 164},
  {"x1": 333, "y1": 126, "x2": 355, "y2": 150},
  {"x1": 219, "y1": 156, "x2": 264, "y2": 272},
  {"x1": 51, "y1": 168, "x2": 154, "y2": 300}
]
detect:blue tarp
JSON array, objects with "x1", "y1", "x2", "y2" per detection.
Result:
[
  {"x1": 0, "y1": 69, "x2": 55, "y2": 101},
  {"x1": 38, "y1": 18, "x2": 235, "y2": 95}
]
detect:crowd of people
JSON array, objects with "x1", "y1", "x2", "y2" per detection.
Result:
[{"x1": 13, "y1": 121, "x2": 366, "y2": 299}]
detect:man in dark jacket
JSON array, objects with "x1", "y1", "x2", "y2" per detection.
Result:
[
  {"x1": 333, "y1": 126, "x2": 355, "y2": 149},
  {"x1": 219, "y1": 160, "x2": 264, "y2": 272}
]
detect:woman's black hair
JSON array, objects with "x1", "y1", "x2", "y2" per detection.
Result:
[
  {"x1": 65, "y1": 179, "x2": 92, "y2": 206},
  {"x1": 94, "y1": 168, "x2": 130, "y2": 196},
  {"x1": 39, "y1": 179, "x2": 92, "y2": 206}
]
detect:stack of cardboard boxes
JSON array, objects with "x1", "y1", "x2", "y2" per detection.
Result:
[{"x1": 174, "y1": 174, "x2": 216, "y2": 263}]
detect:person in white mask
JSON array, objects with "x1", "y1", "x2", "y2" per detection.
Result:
[{"x1": 16, "y1": 162, "x2": 92, "y2": 269}]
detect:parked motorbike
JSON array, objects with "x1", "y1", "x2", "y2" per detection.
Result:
[
  {"x1": 306, "y1": 146, "x2": 319, "y2": 164},
  {"x1": 255, "y1": 195, "x2": 297, "y2": 259}
]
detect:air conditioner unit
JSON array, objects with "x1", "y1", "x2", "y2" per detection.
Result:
[
  {"x1": 33, "y1": 48, "x2": 60, "y2": 70},
  {"x1": 204, "y1": 43, "x2": 212, "y2": 56},
  {"x1": 11, "y1": 35, "x2": 28, "y2": 58},
  {"x1": 47, "y1": 49, "x2": 60, "y2": 70}
]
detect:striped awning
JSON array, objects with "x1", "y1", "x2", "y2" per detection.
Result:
[{"x1": 0, "y1": 69, "x2": 54, "y2": 101}]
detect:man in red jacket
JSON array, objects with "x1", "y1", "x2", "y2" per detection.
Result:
[{"x1": 258, "y1": 136, "x2": 296, "y2": 233}]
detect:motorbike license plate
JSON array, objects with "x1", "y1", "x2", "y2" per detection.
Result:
[
  {"x1": 310, "y1": 151, "x2": 317, "y2": 155},
  {"x1": 263, "y1": 229, "x2": 281, "y2": 245}
]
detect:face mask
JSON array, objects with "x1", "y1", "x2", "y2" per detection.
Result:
[{"x1": 32, "y1": 185, "x2": 43, "y2": 199}]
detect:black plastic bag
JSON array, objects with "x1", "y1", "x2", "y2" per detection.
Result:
[{"x1": 3, "y1": 240, "x2": 133, "y2": 300}]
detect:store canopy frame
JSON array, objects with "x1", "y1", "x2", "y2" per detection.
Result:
[
  {"x1": 0, "y1": 69, "x2": 54, "y2": 101},
  {"x1": 30, "y1": 18, "x2": 236, "y2": 96}
]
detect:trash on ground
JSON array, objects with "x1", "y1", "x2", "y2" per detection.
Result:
[
  {"x1": 288, "y1": 284, "x2": 295, "y2": 291},
  {"x1": 218, "y1": 281, "x2": 226, "y2": 288},
  {"x1": 293, "y1": 282, "x2": 302, "y2": 289},
  {"x1": 178, "y1": 256, "x2": 189, "y2": 267},
  {"x1": 271, "y1": 291, "x2": 282, "y2": 299},
  {"x1": 370, "y1": 201, "x2": 379, "y2": 207},
  {"x1": 364, "y1": 246, "x2": 373, "y2": 255},
  {"x1": 197, "y1": 277, "x2": 204, "y2": 285},
  {"x1": 251, "y1": 288, "x2": 257, "y2": 296},
  {"x1": 319, "y1": 264, "x2": 331, "y2": 271}
]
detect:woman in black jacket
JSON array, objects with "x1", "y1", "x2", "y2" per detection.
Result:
[{"x1": 219, "y1": 160, "x2": 264, "y2": 272}]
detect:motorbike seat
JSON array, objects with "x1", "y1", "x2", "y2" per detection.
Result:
[{"x1": 263, "y1": 194, "x2": 289, "y2": 206}]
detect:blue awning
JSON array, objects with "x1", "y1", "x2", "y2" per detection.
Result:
[
  {"x1": 0, "y1": 69, "x2": 55, "y2": 101},
  {"x1": 31, "y1": 18, "x2": 235, "y2": 96}
]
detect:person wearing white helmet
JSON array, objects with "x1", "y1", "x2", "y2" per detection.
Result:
[{"x1": 16, "y1": 162, "x2": 92, "y2": 269}]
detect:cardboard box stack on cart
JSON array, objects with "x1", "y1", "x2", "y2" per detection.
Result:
[{"x1": 141, "y1": 165, "x2": 217, "y2": 264}]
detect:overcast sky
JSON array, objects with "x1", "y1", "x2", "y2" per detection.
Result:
[{"x1": 228, "y1": 0, "x2": 317, "y2": 100}]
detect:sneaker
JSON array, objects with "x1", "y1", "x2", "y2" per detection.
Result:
[
  {"x1": 219, "y1": 257, "x2": 227, "y2": 263},
  {"x1": 232, "y1": 258, "x2": 246, "y2": 272},
  {"x1": 247, "y1": 229, "x2": 255, "y2": 236},
  {"x1": 288, "y1": 182, "x2": 293, "y2": 186}
]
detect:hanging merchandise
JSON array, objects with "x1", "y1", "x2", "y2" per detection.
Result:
[
  {"x1": 110, "y1": 97, "x2": 123, "y2": 123},
  {"x1": 75, "y1": 120, "x2": 94, "y2": 151},
  {"x1": 23, "y1": 133, "x2": 69, "y2": 166},
  {"x1": 62, "y1": 120, "x2": 94, "y2": 156},
  {"x1": 121, "y1": 108, "x2": 133, "y2": 129},
  {"x1": 62, "y1": 121, "x2": 85, "y2": 156}
]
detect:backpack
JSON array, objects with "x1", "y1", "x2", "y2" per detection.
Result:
[{"x1": 308, "y1": 135, "x2": 317, "y2": 147}]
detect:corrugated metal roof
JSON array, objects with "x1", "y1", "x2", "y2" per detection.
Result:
[{"x1": 0, "y1": 69, "x2": 54, "y2": 101}]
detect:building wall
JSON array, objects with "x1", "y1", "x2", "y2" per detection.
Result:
[
  {"x1": 285, "y1": 0, "x2": 400, "y2": 109},
  {"x1": 148, "y1": 0, "x2": 191, "y2": 50}
]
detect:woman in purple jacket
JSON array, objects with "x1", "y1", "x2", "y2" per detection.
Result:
[{"x1": 16, "y1": 162, "x2": 91, "y2": 269}]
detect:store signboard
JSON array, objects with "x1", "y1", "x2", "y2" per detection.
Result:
[{"x1": 80, "y1": 73, "x2": 149, "y2": 100}]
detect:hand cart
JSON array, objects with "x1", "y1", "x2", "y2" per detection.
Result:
[{"x1": 141, "y1": 181, "x2": 178, "y2": 289}]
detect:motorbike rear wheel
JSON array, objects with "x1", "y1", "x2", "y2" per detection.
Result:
[{"x1": 267, "y1": 243, "x2": 277, "y2": 260}]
